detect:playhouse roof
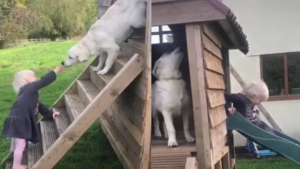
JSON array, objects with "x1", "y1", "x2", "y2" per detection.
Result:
[{"x1": 152, "y1": 0, "x2": 249, "y2": 54}]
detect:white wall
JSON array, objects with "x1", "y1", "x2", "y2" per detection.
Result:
[{"x1": 223, "y1": 0, "x2": 300, "y2": 146}]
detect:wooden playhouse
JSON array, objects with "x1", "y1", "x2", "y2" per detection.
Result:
[
  {"x1": 151, "y1": 0, "x2": 248, "y2": 169},
  {"x1": 0, "y1": 0, "x2": 249, "y2": 169}
]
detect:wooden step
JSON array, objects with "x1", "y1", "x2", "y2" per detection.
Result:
[
  {"x1": 77, "y1": 80, "x2": 99, "y2": 107},
  {"x1": 27, "y1": 142, "x2": 43, "y2": 168},
  {"x1": 31, "y1": 54, "x2": 144, "y2": 169},
  {"x1": 40, "y1": 120, "x2": 58, "y2": 153},
  {"x1": 64, "y1": 94, "x2": 85, "y2": 121},
  {"x1": 53, "y1": 108, "x2": 71, "y2": 135}
]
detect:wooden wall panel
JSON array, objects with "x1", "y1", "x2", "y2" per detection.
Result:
[
  {"x1": 208, "y1": 105, "x2": 227, "y2": 128},
  {"x1": 205, "y1": 70, "x2": 225, "y2": 89},
  {"x1": 207, "y1": 90, "x2": 226, "y2": 108},
  {"x1": 203, "y1": 51, "x2": 224, "y2": 75},
  {"x1": 210, "y1": 122, "x2": 227, "y2": 148},
  {"x1": 202, "y1": 35, "x2": 222, "y2": 60}
]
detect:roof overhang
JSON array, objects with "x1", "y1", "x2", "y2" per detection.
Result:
[{"x1": 152, "y1": 0, "x2": 249, "y2": 54}]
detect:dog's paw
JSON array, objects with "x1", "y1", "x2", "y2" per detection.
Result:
[
  {"x1": 91, "y1": 66, "x2": 100, "y2": 72},
  {"x1": 185, "y1": 135, "x2": 195, "y2": 143},
  {"x1": 168, "y1": 138, "x2": 178, "y2": 148},
  {"x1": 97, "y1": 69, "x2": 109, "y2": 75}
]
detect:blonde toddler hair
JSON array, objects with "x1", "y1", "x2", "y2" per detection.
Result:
[
  {"x1": 241, "y1": 80, "x2": 269, "y2": 102},
  {"x1": 13, "y1": 70, "x2": 35, "y2": 94}
]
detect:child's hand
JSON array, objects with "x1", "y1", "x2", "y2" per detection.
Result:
[
  {"x1": 52, "y1": 111, "x2": 60, "y2": 119},
  {"x1": 54, "y1": 66, "x2": 65, "y2": 74},
  {"x1": 228, "y1": 107, "x2": 236, "y2": 115},
  {"x1": 228, "y1": 102, "x2": 236, "y2": 115}
]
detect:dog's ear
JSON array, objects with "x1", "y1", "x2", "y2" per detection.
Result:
[
  {"x1": 173, "y1": 47, "x2": 181, "y2": 53},
  {"x1": 77, "y1": 49, "x2": 89, "y2": 62},
  {"x1": 152, "y1": 60, "x2": 161, "y2": 79}
]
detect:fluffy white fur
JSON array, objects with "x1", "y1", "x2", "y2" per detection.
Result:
[
  {"x1": 62, "y1": 0, "x2": 146, "y2": 75},
  {"x1": 152, "y1": 48, "x2": 195, "y2": 147}
]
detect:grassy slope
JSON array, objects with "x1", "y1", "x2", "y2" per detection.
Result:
[{"x1": 0, "y1": 42, "x2": 300, "y2": 169}]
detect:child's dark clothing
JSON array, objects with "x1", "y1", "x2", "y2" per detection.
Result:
[
  {"x1": 224, "y1": 93, "x2": 275, "y2": 134},
  {"x1": 2, "y1": 71, "x2": 57, "y2": 143}
]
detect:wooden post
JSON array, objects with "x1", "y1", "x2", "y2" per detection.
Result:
[
  {"x1": 222, "y1": 49, "x2": 235, "y2": 169},
  {"x1": 186, "y1": 24, "x2": 213, "y2": 169},
  {"x1": 229, "y1": 63, "x2": 282, "y2": 132},
  {"x1": 141, "y1": 0, "x2": 152, "y2": 168}
]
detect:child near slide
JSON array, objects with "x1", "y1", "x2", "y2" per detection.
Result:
[
  {"x1": 2, "y1": 66, "x2": 64, "y2": 169},
  {"x1": 224, "y1": 80, "x2": 275, "y2": 134}
]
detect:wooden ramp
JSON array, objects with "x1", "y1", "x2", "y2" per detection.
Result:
[{"x1": 1, "y1": 40, "x2": 144, "y2": 169}]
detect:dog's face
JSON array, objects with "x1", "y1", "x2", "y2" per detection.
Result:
[
  {"x1": 61, "y1": 45, "x2": 89, "y2": 67},
  {"x1": 152, "y1": 47, "x2": 183, "y2": 80}
]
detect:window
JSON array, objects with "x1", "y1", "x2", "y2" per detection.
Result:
[
  {"x1": 151, "y1": 25, "x2": 173, "y2": 44},
  {"x1": 260, "y1": 53, "x2": 300, "y2": 100}
]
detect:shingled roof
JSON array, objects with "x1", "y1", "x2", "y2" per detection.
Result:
[{"x1": 209, "y1": 0, "x2": 249, "y2": 54}]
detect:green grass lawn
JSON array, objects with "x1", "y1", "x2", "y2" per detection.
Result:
[{"x1": 0, "y1": 42, "x2": 299, "y2": 169}]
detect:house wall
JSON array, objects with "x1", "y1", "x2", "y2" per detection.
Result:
[{"x1": 223, "y1": 0, "x2": 300, "y2": 146}]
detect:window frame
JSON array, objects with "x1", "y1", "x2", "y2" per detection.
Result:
[
  {"x1": 260, "y1": 52, "x2": 300, "y2": 101},
  {"x1": 151, "y1": 25, "x2": 173, "y2": 44}
]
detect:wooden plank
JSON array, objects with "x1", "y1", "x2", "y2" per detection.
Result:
[
  {"x1": 203, "y1": 23, "x2": 222, "y2": 48},
  {"x1": 78, "y1": 80, "x2": 142, "y2": 157},
  {"x1": 212, "y1": 136, "x2": 227, "y2": 161},
  {"x1": 32, "y1": 54, "x2": 144, "y2": 169},
  {"x1": 100, "y1": 115, "x2": 131, "y2": 169},
  {"x1": 215, "y1": 161, "x2": 222, "y2": 169},
  {"x1": 102, "y1": 112, "x2": 141, "y2": 168},
  {"x1": 203, "y1": 50, "x2": 224, "y2": 74},
  {"x1": 210, "y1": 122, "x2": 227, "y2": 148},
  {"x1": 209, "y1": 105, "x2": 227, "y2": 128},
  {"x1": 207, "y1": 90, "x2": 226, "y2": 108},
  {"x1": 40, "y1": 121, "x2": 58, "y2": 153},
  {"x1": 222, "y1": 48, "x2": 235, "y2": 167},
  {"x1": 202, "y1": 34, "x2": 222, "y2": 59},
  {"x1": 205, "y1": 70, "x2": 225, "y2": 89},
  {"x1": 213, "y1": 146, "x2": 229, "y2": 165},
  {"x1": 221, "y1": 152, "x2": 230, "y2": 169},
  {"x1": 186, "y1": 24, "x2": 213, "y2": 169},
  {"x1": 152, "y1": 1, "x2": 225, "y2": 26},
  {"x1": 140, "y1": 0, "x2": 152, "y2": 168},
  {"x1": 185, "y1": 157, "x2": 198, "y2": 169},
  {"x1": 229, "y1": 63, "x2": 282, "y2": 131}
]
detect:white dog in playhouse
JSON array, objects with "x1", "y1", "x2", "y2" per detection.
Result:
[{"x1": 152, "y1": 47, "x2": 195, "y2": 147}]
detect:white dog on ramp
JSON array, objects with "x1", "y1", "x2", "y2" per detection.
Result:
[
  {"x1": 152, "y1": 47, "x2": 195, "y2": 147},
  {"x1": 61, "y1": 0, "x2": 146, "y2": 75}
]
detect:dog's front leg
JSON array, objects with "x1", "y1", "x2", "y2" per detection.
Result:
[
  {"x1": 182, "y1": 111, "x2": 195, "y2": 143},
  {"x1": 162, "y1": 111, "x2": 178, "y2": 147},
  {"x1": 153, "y1": 114, "x2": 162, "y2": 137},
  {"x1": 98, "y1": 45, "x2": 120, "y2": 75},
  {"x1": 91, "y1": 52, "x2": 107, "y2": 72}
]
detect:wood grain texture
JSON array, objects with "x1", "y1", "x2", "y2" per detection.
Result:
[
  {"x1": 213, "y1": 146, "x2": 229, "y2": 165},
  {"x1": 185, "y1": 157, "x2": 198, "y2": 169},
  {"x1": 207, "y1": 90, "x2": 226, "y2": 108},
  {"x1": 152, "y1": 1, "x2": 225, "y2": 26},
  {"x1": 208, "y1": 105, "x2": 227, "y2": 128},
  {"x1": 205, "y1": 70, "x2": 225, "y2": 89},
  {"x1": 203, "y1": 23, "x2": 221, "y2": 48},
  {"x1": 203, "y1": 50, "x2": 224, "y2": 74},
  {"x1": 210, "y1": 122, "x2": 227, "y2": 148},
  {"x1": 186, "y1": 23, "x2": 213, "y2": 169},
  {"x1": 202, "y1": 34, "x2": 222, "y2": 60}
]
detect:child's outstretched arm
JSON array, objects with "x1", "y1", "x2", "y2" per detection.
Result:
[
  {"x1": 38, "y1": 102, "x2": 60, "y2": 119},
  {"x1": 27, "y1": 66, "x2": 64, "y2": 92},
  {"x1": 224, "y1": 93, "x2": 247, "y2": 116}
]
